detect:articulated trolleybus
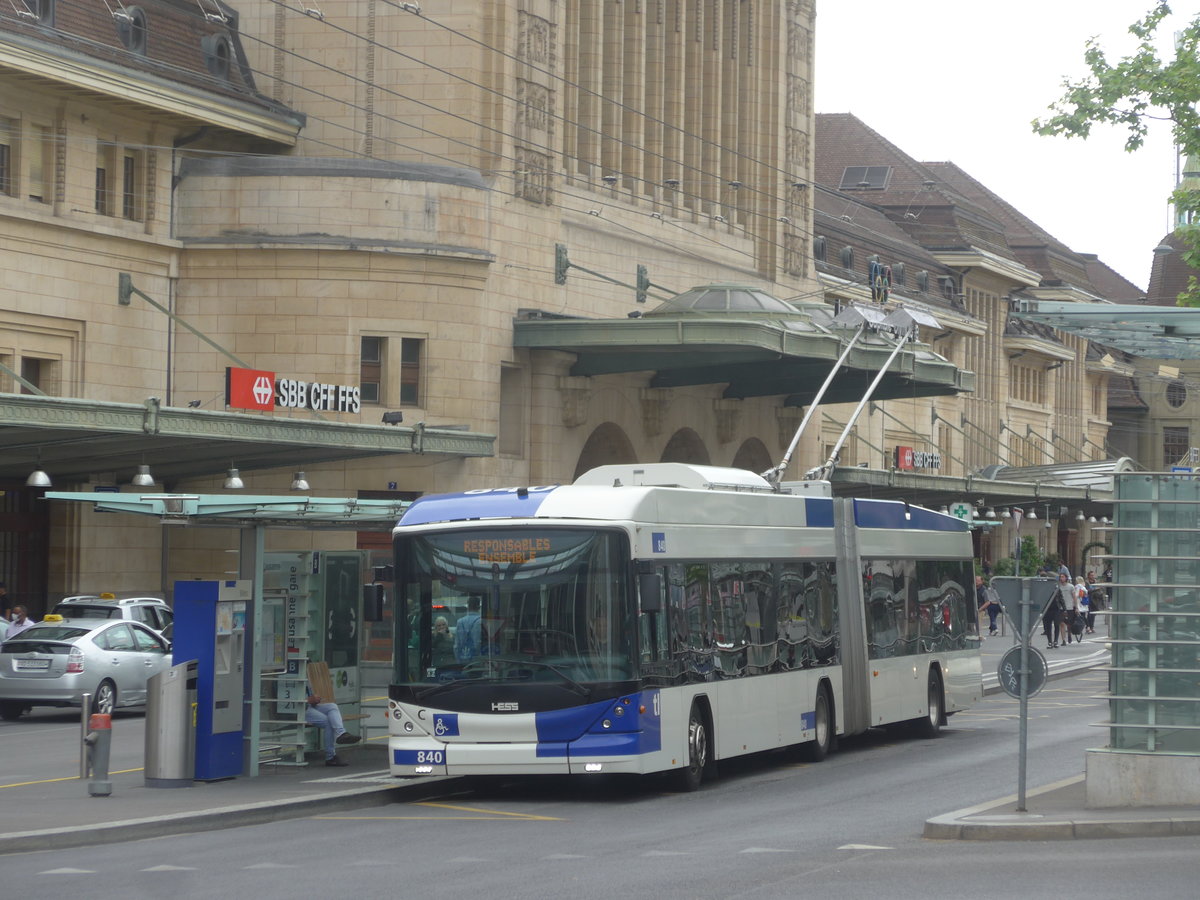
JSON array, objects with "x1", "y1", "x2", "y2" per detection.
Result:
[{"x1": 388, "y1": 463, "x2": 980, "y2": 789}]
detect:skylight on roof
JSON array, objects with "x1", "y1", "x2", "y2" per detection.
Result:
[
  {"x1": 839, "y1": 166, "x2": 891, "y2": 190},
  {"x1": 645, "y1": 284, "x2": 800, "y2": 316}
]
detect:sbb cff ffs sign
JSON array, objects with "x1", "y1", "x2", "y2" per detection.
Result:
[
  {"x1": 225, "y1": 367, "x2": 362, "y2": 413},
  {"x1": 894, "y1": 445, "x2": 942, "y2": 471}
]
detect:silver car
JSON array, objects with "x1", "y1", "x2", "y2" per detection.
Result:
[
  {"x1": 50, "y1": 595, "x2": 173, "y2": 636},
  {"x1": 0, "y1": 619, "x2": 172, "y2": 720}
]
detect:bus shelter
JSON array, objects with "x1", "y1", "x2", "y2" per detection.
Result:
[
  {"x1": 1013, "y1": 300, "x2": 1200, "y2": 805},
  {"x1": 44, "y1": 492, "x2": 408, "y2": 776},
  {"x1": 1089, "y1": 473, "x2": 1200, "y2": 806}
]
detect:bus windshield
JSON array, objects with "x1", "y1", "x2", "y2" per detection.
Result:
[{"x1": 393, "y1": 527, "x2": 633, "y2": 687}]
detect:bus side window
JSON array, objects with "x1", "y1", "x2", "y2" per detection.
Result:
[
  {"x1": 777, "y1": 562, "x2": 807, "y2": 670},
  {"x1": 639, "y1": 566, "x2": 668, "y2": 663}
]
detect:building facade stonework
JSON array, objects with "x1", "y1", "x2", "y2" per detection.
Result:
[{"x1": 0, "y1": 1, "x2": 1164, "y2": 604}]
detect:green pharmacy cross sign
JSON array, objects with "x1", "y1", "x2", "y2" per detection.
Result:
[{"x1": 948, "y1": 501, "x2": 973, "y2": 522}]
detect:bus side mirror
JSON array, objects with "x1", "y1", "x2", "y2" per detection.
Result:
[
  {"x1": 362, "y1": 583, "x2": 385, "y2": 622},
  {"x1": 638, "y1": 566, "x2": 662, "y2": 612}
]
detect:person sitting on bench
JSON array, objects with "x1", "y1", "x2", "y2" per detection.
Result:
[{"x1": 306, "y1": 685, "x2": 361, "y2": 767}]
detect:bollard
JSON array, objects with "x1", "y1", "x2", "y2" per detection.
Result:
[
  {"x1": 79, "y1": 693, "x2": 92, "y2": 779},
  {"x1": 84, "y1": 713, "x2": 113, "y2": 797}
]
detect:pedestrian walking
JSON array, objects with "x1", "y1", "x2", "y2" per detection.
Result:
[
  {"x1": 1085, "y1": 571, "x2": 1105, "y2": 634},
  {"x1": 1070, "y1": 576, "x2": 1088, "y2": 642},
  {"x1": 977, "y1": 576, "x2": 1001, "y2": 636},
  {"x1": 1047, "y1": 572, "x2": 1074, "y2": 648}
]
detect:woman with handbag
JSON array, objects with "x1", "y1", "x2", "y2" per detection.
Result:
[
  {"x1": 1044, "y1": 573, "x2": 1070, "y2": 648},
  {"x1": 1071, "y1": 576, "x2": 1089, "y2": 641}
]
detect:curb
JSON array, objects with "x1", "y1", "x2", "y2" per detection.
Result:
[
  {"x1": 924, "y1": 775, "x2": 1200, "y2": 841},
  {"x1": 0, "y1": 776, "x2": 455, "y2": 856}
]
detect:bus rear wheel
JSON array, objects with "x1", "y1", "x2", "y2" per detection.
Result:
[
  {"x1": 671, "y1": 703, "x2": 709, "y2": 792},
  {"x1": 914, "y1": 669, "x2": 944, "y2": 738},
  {"x1": 800, "y1": 686, "x2": 833, "y2": 762}
]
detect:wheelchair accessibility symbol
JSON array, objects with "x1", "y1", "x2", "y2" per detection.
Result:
[{"x1": 433, "y1": 714, "x2": 459, "y2": 736}]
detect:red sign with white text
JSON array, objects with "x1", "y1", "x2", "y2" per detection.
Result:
[{"x1": 226, "y1": 367, "x2": 276, "y2": 411}]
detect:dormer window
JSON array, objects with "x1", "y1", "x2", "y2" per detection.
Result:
[
  {"x1": 11, "y1": 0, "x2": 52, "y2": 22},
  {"x1": 839, "y1": 166, "x2": 891, "y2": 190},
  {"x1": 116, "y1": 7, "x2": 147, "y2": 55},
  {"x1": 812, "y1": 235, "x2": 826, "y2": 262},
  {"x1": 202, "y1": 33, "x2": 233, "y2": 79}
]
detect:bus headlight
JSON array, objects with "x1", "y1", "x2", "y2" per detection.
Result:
[
  {"x1": 601, "y1": 719, "x2": 612, "y2": 729},
  {"x1": 404, "y1": 721, "x2": 414, "y2": 732}
]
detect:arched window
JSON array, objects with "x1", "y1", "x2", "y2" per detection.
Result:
[
  {"x1": 202, "y1": 33, "x2": 233, "y2": 79},
  {"x1": 812, "y1": 235, "x2": 826, "y2": 262},
  {"x1": 116, "y1": 7, "x2": 147, "y2": 55}
]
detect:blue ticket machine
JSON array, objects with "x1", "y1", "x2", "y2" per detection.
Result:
[{"x1": 174, "y1": 580, "x2": 250, "y2": 781}]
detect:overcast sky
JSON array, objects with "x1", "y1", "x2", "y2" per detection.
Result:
[{"x1": 814, "y1": 1, "x2": 1186, "y2": 292}]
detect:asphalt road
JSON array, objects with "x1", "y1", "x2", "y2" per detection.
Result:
[
  {"x1": 6, "y1": 668, "x2": 1200, "y2": 898},
  {"x1": 0, "y1": 705, "x2": 149, "y2": 785}
]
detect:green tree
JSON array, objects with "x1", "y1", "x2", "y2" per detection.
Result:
[
  {"x1": 1015, "y1": 535, "x2": 1044, "y2": 577},
  {"x1": 1033, "y1": 2, "x2": 1200, "y2": 305},
  {"x1": 992, "y1": 535, "x2": 1044, "y2": 577}
]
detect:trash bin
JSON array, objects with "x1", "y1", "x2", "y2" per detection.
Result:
[{"x1": 144, "y1": 659, "x2": 197, "y2": 788}]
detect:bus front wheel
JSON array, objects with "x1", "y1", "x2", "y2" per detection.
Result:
[{"x1": 671, "y1": 704, "x2": 709, "y2": 792}]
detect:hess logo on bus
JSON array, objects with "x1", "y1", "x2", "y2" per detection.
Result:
[{"x1": 492, "y1": 702, "x2": 519, "y2": 711}]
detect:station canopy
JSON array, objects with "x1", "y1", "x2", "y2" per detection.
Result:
[
  {"x1": 514, "y1": 284, "x2": 974, "y2": 407},
  {"x1": 0, "y1": 393, "x2": 493, "y2": 487},
  {"x1": 1011, "y1": 300, "x2": 1200, "y2": 360},
  {"x1": 43, "y1": 492, "x2": 411, "y2": 529}
]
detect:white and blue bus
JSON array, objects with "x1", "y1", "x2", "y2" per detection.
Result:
[{"x1": 387, "y1": 463, "x2": 980, "y2": 789}]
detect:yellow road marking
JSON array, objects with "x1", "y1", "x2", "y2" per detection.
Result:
[
  {"x1": 317, "y1": 802, "x2": 562, "y2": 822},
  {"x1": 0, "y1": 766, "x2": 142, "y2": 789},
  {"x1": 416, "y1": 801, "x2": 562, "y2": 820},
  {"x1": 316, "y1": 815, "x2": 555, "y2": 821}
]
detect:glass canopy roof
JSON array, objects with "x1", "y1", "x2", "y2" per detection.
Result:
[
  {"x1": 1012, "y1": 300, "x2": 1200, "y2": 360},
  {"x1": 645, "y1": 284, "x2": 803, "y2": 316}
]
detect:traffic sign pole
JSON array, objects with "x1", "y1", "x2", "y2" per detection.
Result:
[
  {"x1": 990, "y1": 576, "x2": 1055, "y2": 811},
  {"x1": 1018, "y1": 610, "x2": 1031, "y2": 812}
]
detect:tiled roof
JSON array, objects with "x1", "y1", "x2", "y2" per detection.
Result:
[
  {"x1": 1146, "y1": 231, "x2": 1196, "y2": 305},
  {"x1": 811, "y1": 183, "x2": 956, "y2": 290},
  {"x1": 814, "y1": 114, "x2": 1011, "y2": 256},
  {"x1": 924, "y1": 161, "x2": 1103, "y2": 293},
  {"x1": 0, "y1": 0, "x2": 293, "y2": 120},
  {"x1": 1003, "y1": 314, "x2": 1065, "y2": 346},
  {"x1": 815, "y1": 114, "x2": 1140, "y2": 302},
  {"x1": 1079, "y1": 254, "x2": 1145, "y2": 301},
  {"x1": 1107, "y1": 374, "x2": 1149, "y2": 410}
]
